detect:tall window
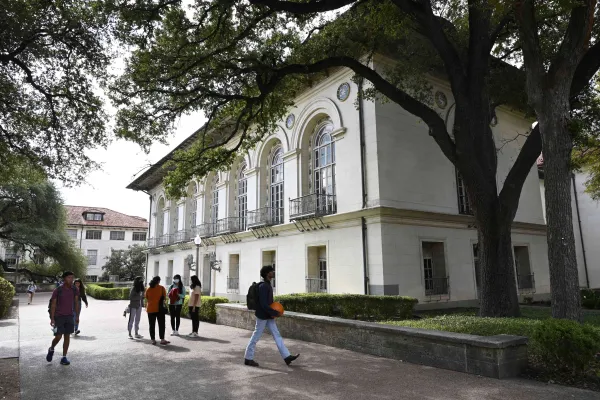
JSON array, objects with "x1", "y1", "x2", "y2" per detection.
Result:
[
  {"x1": 269, "y1": 146, "x2": 284, "y2": 223},
  {"x1": 190, "y1": 199, "x2": 197, "y2": 227},
  {"x1": 237, "y1": 163, "x2": 248, "y2": 230},
  {"x1": 87, "y1": 250, "x2": 98, "y2": 265},
  {"x1": 313, "y1": 122, "x2": 336, "y2": 196},
  {"x1": 211, "y1": 174, "x2": 219, "y2": 223},
  {"x1": 456, "y1": 171, "x2": 473, "y2": 215}
]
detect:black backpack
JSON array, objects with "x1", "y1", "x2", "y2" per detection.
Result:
[
  {"x1": 48, "y1": 286, "x2": 77, "y2": 316},
  {"x1": 246, "y1": 282, "x2": 262, "y2": 310}
]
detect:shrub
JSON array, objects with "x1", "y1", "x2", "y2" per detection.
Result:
[
  {"x1": 179, "y1": 295, "x2": 230, "y2": 323},
  {"x1": 531, "y1": 318, "x2": 600, "y2": 374},
  {"x1": 86, "y1": 284, "x2": 129, "y2": 300},
  {"x1": 0, "y1": 277, "x2": 15, "y2": 318},
  {"x1": 93, "y1": 282, "x2": 114, "y2": 288},
  {"x1": 273, "y1": 293, "x2": 418, "y2": 320}
]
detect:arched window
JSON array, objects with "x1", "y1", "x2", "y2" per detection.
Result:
[
  {"x1": 313, "y1": 122, "x2": 335, "y2": 196},
  {"x1": 237, "y1": 163, "x2": 248, "y2": 230},
  {"x1": 211, "y1": 174, "x2": 219, "y2": 223},
  {"x1": 269, "y1": 146, "x2": 284, "y2": 223}
]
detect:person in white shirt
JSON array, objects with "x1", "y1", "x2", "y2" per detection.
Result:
[{"x1": 27, "y1": 281, "x2": 38, "y2": 304}]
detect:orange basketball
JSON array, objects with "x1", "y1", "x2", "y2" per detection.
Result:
[{"x1": 270, "y1": 302, "x2": 284, "y2": 316}]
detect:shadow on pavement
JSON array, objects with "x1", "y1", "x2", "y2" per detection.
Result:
[
  {"x1": 72, "y1": 336, "x2": 97, "y2": 341},
  {"x1": 0, "y1": 321, "x2": 17, "y2": 327},
  {"x1": 178, "y1": 336, "x2": 231, "y2": 344}
]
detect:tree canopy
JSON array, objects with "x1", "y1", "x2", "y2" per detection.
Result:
[{"x1": 102, "y1": 244, "x2": 146, "y2": 281}]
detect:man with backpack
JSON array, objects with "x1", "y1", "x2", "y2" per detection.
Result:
[
  {"x1": 46, "y1": 271, "x2": 79, "y2": 366},
  {"x1": 244, "y1": 266, "x2": 299, "y2": 367}
]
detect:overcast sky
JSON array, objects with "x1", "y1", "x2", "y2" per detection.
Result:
[{"x1": 57, "y1": 113, "x2": 206, "y2": 219}]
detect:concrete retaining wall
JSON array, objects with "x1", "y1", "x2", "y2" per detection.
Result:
[{"x1": 216, "y1": 303, "x2": 528, "y2": 379}]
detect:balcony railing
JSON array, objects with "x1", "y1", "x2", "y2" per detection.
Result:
[
  {"x1": 290, "y1": 193, "x2": 337, "y2": 220},
  {"x1": 517, "y1": 273, "x2": 535, "y2": 292},
  {"x1": 174, "y1": 230, "x2": 191, "y2": 243},
  {"x1": 227, "y1": 277, "x2": 240, "y2": 292},
  {"x1": 247, "y1": 207, "x2": 284, "y2": 228},
  {"x1": 157, "y1": 234, "x2": 173, "y2": 246},
  {"x1": 425, "y1": 276, "x2": 449, "y2": 296},
  {"x1": 192, "y1": 223, "x2": 215, "y2": 238},
  {"x1": 147, "y1": 238, "x2": 158, "y2": 248},
  {"x1": 306, "y1": 277, "x2": 327, "y2": 293},
  {"x1": 216, "y1": 217, "x2": 242, "y2": 235}
]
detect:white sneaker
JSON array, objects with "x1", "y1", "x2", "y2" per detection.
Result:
[
  {"x1": 191, "y1": 332, "x2": 198, "y2": 337},
  {"x1": 171, "y1": 331, "x2": 176, "y2": 336},
  {"x1": 135, "y1": 334, "x2": 143, "y2": 339},
  {"x1": 173, "y1": 331, "x2": 180, "y2": 336}
]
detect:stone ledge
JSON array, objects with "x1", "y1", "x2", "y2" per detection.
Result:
[{"x1": 216, "y1": 303, "x2": 528, "y2": 379}]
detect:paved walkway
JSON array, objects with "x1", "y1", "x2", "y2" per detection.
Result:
[{"x1": 16, "y1": 293, "x2": 599, "y2": 400}]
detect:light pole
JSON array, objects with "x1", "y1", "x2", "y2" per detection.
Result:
[{"x1": 194, "y1": 234, "x2": 202, "y2": 288}]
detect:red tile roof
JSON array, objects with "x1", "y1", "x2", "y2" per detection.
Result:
[{"x1": 65, "y1": 206, "x2": 149, "y2": 229}]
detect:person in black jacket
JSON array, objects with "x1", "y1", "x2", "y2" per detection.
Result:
[
  {"x1": 73, "y1": 279, "x2": 88, "y2": 336},
  {"x1": 244, "y1": 266, "x2": 299, "y2": 367}
]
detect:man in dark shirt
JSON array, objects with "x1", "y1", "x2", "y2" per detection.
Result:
[
  {"x1": 46, "y1": 271, "x2": 79, "y2": 365},
  {"x1": 244, "y1": 266, "x2": 299, "y2": 367}
]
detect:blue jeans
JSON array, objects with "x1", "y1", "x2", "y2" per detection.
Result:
[{"x1": 244, "y1": 318, "x2": 290, "y2": 361}]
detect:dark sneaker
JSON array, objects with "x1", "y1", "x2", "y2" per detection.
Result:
[
  {"x1": 60, "y1": 357, "x2": 70, "y2": 365},
  {"x1": 46, "y1": 347, "x2": 54, "y2": 362},
  {"x1": 244, "y1": 359, "x2": 259, "y2": 367},
  {"x1": 74, "y1": 330, "x2": 80, "y2": 336},
  {"x1": 284, "y1": 354, "x2": 300, "y2": 365}
]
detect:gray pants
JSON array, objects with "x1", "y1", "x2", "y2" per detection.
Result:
[{"x1": 128, "y1": 307, "x2": 142, "y2": 334}]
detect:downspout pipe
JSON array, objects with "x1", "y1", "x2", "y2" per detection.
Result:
[
  {"x1": 358, "y1": 78, "x2": 369, "y2": 295},
  {"x1": 142, "y1": 189, "x2": 152, "y2": 283},
  {"x1": 572, "y1": 174, "x2": 590, "y2": 288}
]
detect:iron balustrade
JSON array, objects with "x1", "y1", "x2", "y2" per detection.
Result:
[
  {"x1": 192, "y1": 223, "x2": 215, "y2": 238},
  {"x1": 306, "y1": 277, "x2": 328, "y2": 293},
  {"x1": 227, "y1": 277, "x2": 240, "y2": 291},
  {"x1": 425, "y1": 276, "x2": 449, "y2": 296},
  {"x1": 147, "y1": 238, "x2": 157, "y2": 248},
  {"x1": 216, "y1": 217, "x2": 242, "y2": 234},
  {"x1": 289, "y1": 193, "x2": 337, "y2": 220},
  {"x1": 247, "y1": 207, "x2": 284, "y2": 228},
  {"x1": 157, "y1": 234, "x2": 173, "y2": 246},
  {"x1": 517, "y1": 274, "x2": 535, "y2": 291},
  {"x1": 174, "y1": 230, "x2": 191, "y2": 243}
]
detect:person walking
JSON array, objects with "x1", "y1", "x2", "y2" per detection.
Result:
[
  {"x1": 167, "y1": 274, "x2": 186, "y2": 336},
  {"x1": 145, "y1": 276, "x2": 169, "y2": 346},
  {"x1": 26, "y1": 281, "x2": 37, "y2": 304},
  {"x1": 187, "y1": 276, "x2": 202, "y2": 337},
  {"x1": 73, "y1": 279, "x2": 88, "y2": 335},
  {"x1": 128, "y1": 276, "x2": 145, "y2": 339},
  {"x1": 244, "y1": 266, "x2": 299, "y2": 367},
  {"x1": 46, "y1": 271, "x2": 79, "y2": 365}
]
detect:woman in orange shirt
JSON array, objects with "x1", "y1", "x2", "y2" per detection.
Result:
[{"x1": 145, "y1": 276, "x2": 169, "y2": 345}]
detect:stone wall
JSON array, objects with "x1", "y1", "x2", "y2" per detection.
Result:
[{"x1": 216, "y1": 303, "x2": 528, "y2": 379}]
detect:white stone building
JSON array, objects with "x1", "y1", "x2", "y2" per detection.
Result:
[
  {"x1": 128, "y1": 63, "x2": 550, "y2": 305},
  {"x1": 538, "y1": 158, "x2": 600, "y2": 289},
  {"x1": 64, "y1": 206, "x2": 149, "y2": 282}
]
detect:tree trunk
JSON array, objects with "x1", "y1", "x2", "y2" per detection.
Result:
[
  {"x1": 538, "y1": 101, "x2": 581, "y2": 321},
  {"x1": 477, "y1": 207, "x2": 521, "y2": 317}
]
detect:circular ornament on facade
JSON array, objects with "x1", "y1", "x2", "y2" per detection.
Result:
[
  {"x1": 435, "y1": 91, "x2": 448, "y2": 109},
  {"x1": 490, "y1": 115, "x2": 498, "y2": 127},
  {"x1": 286, "y1": 114, "x2": 295, "y2": 129},
  {"x1": 337, "y1": 82, "x2": 351, "y2": 102}
]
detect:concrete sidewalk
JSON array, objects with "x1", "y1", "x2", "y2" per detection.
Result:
[
  {"x1": 17, "y1": 293, "x2": 599, "y2": 400},
  {"x1": 0, "y1": 298, "x2": 19, "y2": 359}
]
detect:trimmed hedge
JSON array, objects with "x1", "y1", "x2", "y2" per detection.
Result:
[
  {"x1": 382, "y1": 315, "x2": 600, "y2": 376},
  {"x1": 179, "y1": 295, "x2": 230, "y2": 323},
  {"x1": 273, "y1": 293, "x2": 418, "y2": 320},
  {"x1": 86, "y1": 284, "x2": 129, "y2": 300},
  {"x1": 0, "y1": 277, "x2": 15, "y2": 318},
  {"x1": 92, "y1": 282, "x2": 115, "y2": 288}
]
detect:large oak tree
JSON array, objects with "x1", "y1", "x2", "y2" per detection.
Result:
[{"x1": 111, "y1": 0, "x2": 598, "y2": 317}]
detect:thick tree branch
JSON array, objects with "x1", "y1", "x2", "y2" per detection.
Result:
[
  {"x1": 571, "y1": 40, "x2": 600, "y2": 99},
  {"x1": 516, "y1": 0, "x2": 545, "y2": 105},
  {"x1": 248, "y1": 0, "x2": 355, "y2": 13}
]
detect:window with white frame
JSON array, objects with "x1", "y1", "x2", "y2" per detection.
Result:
[
  {"x1": 66, "y1": 229, "x2": 77, "y2": 239},
  {"x1": 312, "y1": 122, "x2": 336, "y2": 196},
  {"x1": 237, "y1": 163, "x2": 248, "y2": 230},
  {"x1": 211, "y1": 174, "x2": 219, "y2": 223},
  {"x1": 110, "y1": 231, "x2": 125, "y2": 241},
  {"x1": 456, "y1": 171, "x2": 473, "y2": 215},
  {"x1": 87, "y1": 250, "x2": 98, "y2": 265},
  {"x1": 132, "y1": 232, "x2": 147, "y2": 241},
  {"x1": 269, "y1": 146, "x2": 284, "y2": 223},
  {"x1": 86, "y1": 230, "x2": 102, "y2": 240}
]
